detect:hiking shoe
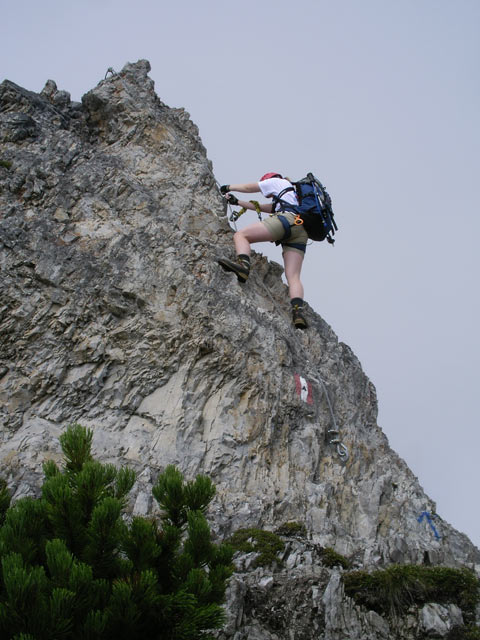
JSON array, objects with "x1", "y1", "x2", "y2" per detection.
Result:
[
  {"x1": 292, "y1": 304, "x2": 308, "y2": 329},
  {"x1": 217, "y1": 257, "x2": 250, "y2": 283}
]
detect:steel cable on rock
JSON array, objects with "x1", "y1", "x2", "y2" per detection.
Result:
[{"x1": 308, "y1": 373, "x2": 348, "y2": 461}]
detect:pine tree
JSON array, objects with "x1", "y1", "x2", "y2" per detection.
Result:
[{"x1": 0, "y1": 424, "x2": 233, "y2": 639}]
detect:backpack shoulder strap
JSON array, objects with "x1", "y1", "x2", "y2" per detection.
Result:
[
  {"x1": 272, "y1": 185, "x2": 296, "y2": 212},
  {"x1": 277, "y1": 186, "x2": 295, "y2": 199}
]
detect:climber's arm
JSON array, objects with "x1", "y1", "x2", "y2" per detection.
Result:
[
  {"x1": 236, "y1": 200, "x2": 273, "y2": 213},
  {"x1": 227, "y1": 182, "x2": 261, "y2": 193}
]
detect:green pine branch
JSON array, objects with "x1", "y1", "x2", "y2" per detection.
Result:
[{"x1": 0, "y1": 424, "x2": 233, "y2": 640}]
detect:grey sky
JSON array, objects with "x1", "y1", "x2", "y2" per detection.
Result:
[{"x1": 2, "y1": 0, "x2": 479, "y2": 548}]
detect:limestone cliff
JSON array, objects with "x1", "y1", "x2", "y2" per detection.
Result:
[{"x1": 0, "y1": 60, "x2": 478, "y2": 639}]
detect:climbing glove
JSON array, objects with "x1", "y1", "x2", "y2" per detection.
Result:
[
  {"x1": 226, "y1": 194, "x2": 239, "y2": 206},
  {"x1": 220, "y1": 184, "x2": 230, "y2": 194}
]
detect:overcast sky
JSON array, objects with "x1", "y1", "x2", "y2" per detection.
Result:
[{"x1": 2, "y1": 0, "x2": 479, "y2": 549}]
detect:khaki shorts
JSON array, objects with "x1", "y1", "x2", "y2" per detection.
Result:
[{"x1": 262, "y1": 212, "x2": 309, "y2": 255}]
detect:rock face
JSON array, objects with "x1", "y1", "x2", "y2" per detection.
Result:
[{"x1": 0, "y1": 60, "x2": 478, "y2": 639}]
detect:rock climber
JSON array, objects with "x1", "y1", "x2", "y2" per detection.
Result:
[{"x1": 218, "y1": 173, "x2": 308, "y2": 329}]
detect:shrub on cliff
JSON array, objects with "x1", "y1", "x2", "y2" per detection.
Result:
[
  {"x1": 0, "y1": 424, "x2": 233, "y2": 639},
  {"x1": 343, "y1": 564, "x2": 480, "y2": 622},
  {"x1": 228, "y1": 528, "x2": 284, "y2": 567}
]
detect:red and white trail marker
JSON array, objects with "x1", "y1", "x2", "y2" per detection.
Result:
[{"x1": 294, "y1": 374, "x2": 313, "y2": 405}]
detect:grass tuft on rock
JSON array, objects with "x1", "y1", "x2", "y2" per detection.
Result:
[
  {"x1": 343, "y1": 564, "x2": 480, "y2": 621},
  {"x1": 228, "y1": 528, "x2": 284, "y2": 568},
  {"x1": 275, "y1": 521, "x2": 307, "y2": 537},
  {"x1": 319, "y1": 547, "x2": 350, "y2": 569}
]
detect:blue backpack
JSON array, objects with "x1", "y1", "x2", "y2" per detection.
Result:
[{"x1": 272, "y1": 173, "x2": 337, "y2": 244}]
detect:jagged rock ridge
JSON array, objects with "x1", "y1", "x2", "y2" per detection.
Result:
[{"x1": 0, "y1": 60, "x2": 478, "y2": 639}]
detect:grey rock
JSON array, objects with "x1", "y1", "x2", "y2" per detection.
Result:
[
  {"x1": 0, "y1": 60, "x2": 479, "y2": 640},
  {"x1": 322, "y1": 569, "x2": 391, "y2": 640},
  {"x1": 40, "y1": 79, "x2": 58, "y2": 100},
  {"x1": 0, "y1": 112, "x2": 38, "y2": 142},
  {"x1": 40, "y1": 79, "x2": 71, "y2": 108},
  {"x1": 420, "y1": 603, "x2": 463, "y2": 637}
]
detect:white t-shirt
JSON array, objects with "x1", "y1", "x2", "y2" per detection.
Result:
[{"x1": 258, "y1": 177, "x2": 298, "y2": 212}]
